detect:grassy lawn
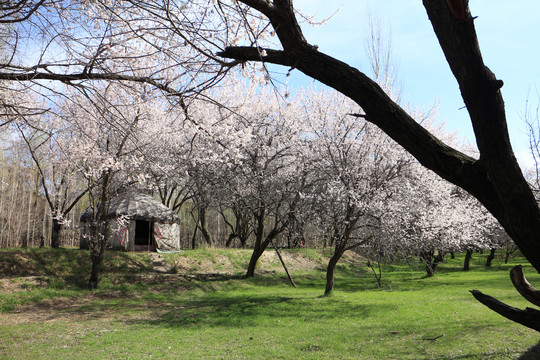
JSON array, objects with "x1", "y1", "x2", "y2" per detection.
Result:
[{"x1": 0, "y1": 248, "x2": 539, "y2": 359}]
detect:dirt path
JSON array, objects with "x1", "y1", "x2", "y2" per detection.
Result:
[{"x1": 148, "y1": 253, "x2": 174, "y2": 273}]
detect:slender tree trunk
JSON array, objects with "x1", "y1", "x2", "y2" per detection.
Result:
[
  {"x1": 245, "y1": 227, "x2": 283, "y2": 278},
  {"x1": 225, "y1": 233, "x2": 237, "y2": 247},
  {"x1": 368, "y1": 260, "x2": 383, "y2": 288},
  {"x1": 271, "y1": 240, "x2": 296, "y2": 287},
  {"x1": 50, "y1": 218, "x2": 62, "y2": 248},
  {"x1": 0, "y1": 168, "x2": 5, "y2": 246},
  {"x1": 199, "y1": 206, "x2": 213, "y2": 247},
  {"x1": 89, "y1": 260, "x2": 101, "y2": 288},
  {"x1": 486, "y1": 248, "x2": 496, "y2": 267},
  {"x1": 88, "y1": 222, "x2": 108, "y2": 290},
  {"x1": 463, "y1": 249, "x2": 473, "y2": 271},
  {"x1": 22, "y1": 188, "x2": 33, "y2": 248},
  {"x1": 420, "y1": 250, "x2": 440, "y2": 277},
  {"x1": 325, "y1": 246, "x2": 345, "y2": 295},
  {"x1": 190, "y1": 223, "x2": 198, "y2": 249},
  {"x1": 42, "y1": 202, "x2": 48, "y2": 246},
  {"x1": 239, "y1": 235, "x2": 248, "y2": 248},
  {"x1": 245, "y1": 239, "x2": 269, "y2": 278},
  {"x1": 88, "y1": 169, "x2": 111, "y2": 290},
  {"x1": 245, "y1": 208, "x2": 266, "y2": 278}
]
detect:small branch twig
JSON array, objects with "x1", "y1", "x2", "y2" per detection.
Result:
[{"x1": 422, "y1": 334, "x2": 444, "y2": 341}]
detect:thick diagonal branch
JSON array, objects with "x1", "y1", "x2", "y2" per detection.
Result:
[{"x1": 470, "y1": 290, "x2": 540, "y2": 332}]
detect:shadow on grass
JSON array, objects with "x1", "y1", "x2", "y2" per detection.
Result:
[
  {"x1": 0, "y1": 248, "x2": 153, "y2": 278},
  {"x1": 519, "y1": 341, "x2": 540, "y2": 360},
  {"x1": 122, "y1": 292, "x2": 384, "y2": 329},
  {"x1": 14, "y1": 269, "x2": 385, "y2": 328},
  {"x1": 9, "y1": 272, "x2": 385, "y2": 330}
]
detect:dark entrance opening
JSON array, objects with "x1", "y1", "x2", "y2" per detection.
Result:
[{"x1": 134, "y1": 220, "x2": 155, "y2": 251}]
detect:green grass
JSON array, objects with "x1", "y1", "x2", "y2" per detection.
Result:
[{"x1": 1, "y1": 248, "x2": 539, "y2": 359}]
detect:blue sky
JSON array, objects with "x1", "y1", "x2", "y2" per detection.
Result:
[{"x1": 280, "y1": 1, "x2": 540, "y2": 168}]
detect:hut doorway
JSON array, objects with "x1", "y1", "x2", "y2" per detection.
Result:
[{"x1": 134, "y1": 220, "x2": 156, "y2": 251}]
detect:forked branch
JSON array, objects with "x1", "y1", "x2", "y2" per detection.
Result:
[
  {"x1": 471, "y1": 265, "x2": 540, "y2": 332},
  {"x1": 510, "y1": 265, "x2": 540, "y2": 308}
]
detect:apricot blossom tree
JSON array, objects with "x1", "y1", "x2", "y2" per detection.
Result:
[{"x1": 3, "y1": 0, "x2": 540, "y2": 329}]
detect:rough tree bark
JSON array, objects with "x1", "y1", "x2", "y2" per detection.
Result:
[{"x1": 217, "y1": 0, "x2": 540, "y2": 329}]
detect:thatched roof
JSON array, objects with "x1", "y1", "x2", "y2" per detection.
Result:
[{"x1": 80, "y1": 192, "x2": 180, "y2": 224}]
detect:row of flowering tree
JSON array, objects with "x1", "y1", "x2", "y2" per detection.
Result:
[
  {"x1": 5, "y1": 71, "x2": 506, "y2": 291},
  {"x1": 144, "y1": 82, "x2": 502, "y2": 292},
  {"x1": 0, "y1": 0, "x2": 513, "y2": 300}
]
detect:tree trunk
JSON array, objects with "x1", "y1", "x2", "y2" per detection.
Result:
[
  {"x1": 425, "y1": 263, "x2": 435, "y2": 278},
  {"x1": 434, "y1": 251, "x2": 444, "y2": 268},
  {"x1": 245, "y1": 229, "x2": 282, "y2": 278},
  {"x1": 420, "y1": 250, "x2": 439, "y2": 277},
  {"x1": 198, "y1": 206, "x2": 213, "y2": 247},
  {"x1": 463, "y1": 249, "x2": 473, "y2": 271},
  {"x1": 190, "y1": 224, "x2": 198, "y2": 249},
  {"x1": 239, "y1": 235, "x2": 248, "y2": 248},
  {"x1": 245, "y1": 245, "x2": 263, "y2": 278},
  {"x1": 245, "y1": 207, "x2": 265, "y2": 278},
  {"x1": 88, "y1": 167, "x2": 111, "y2": 290},
  {"x1": 367, "y1": 260, "x2": 383, "y2": 288},
  {"x1": 505, "y1": 252, "x2": 510, "y2": 264},
  {"x1": 88, "y1": 221, "x2": 108, "y2": 290},
  {"x1": 50, "y1": 218, "x2": 62, "y2": 248},
  {"x1": 88, "y1": 252, "x2": 103, "y2": 290},
  {"x1": 325, "y1": 247, "x2": 344, "y2": 295},
  {"x1": 225, "y1": 233, "x2": 237, "y2": 247},
  {"x1": 486, "y1": 248, "x2": 496, "y2": 267}
]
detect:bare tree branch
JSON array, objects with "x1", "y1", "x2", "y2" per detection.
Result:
[{"x1": 470, "y1": 290, "x2": 540, "y2": 332}]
